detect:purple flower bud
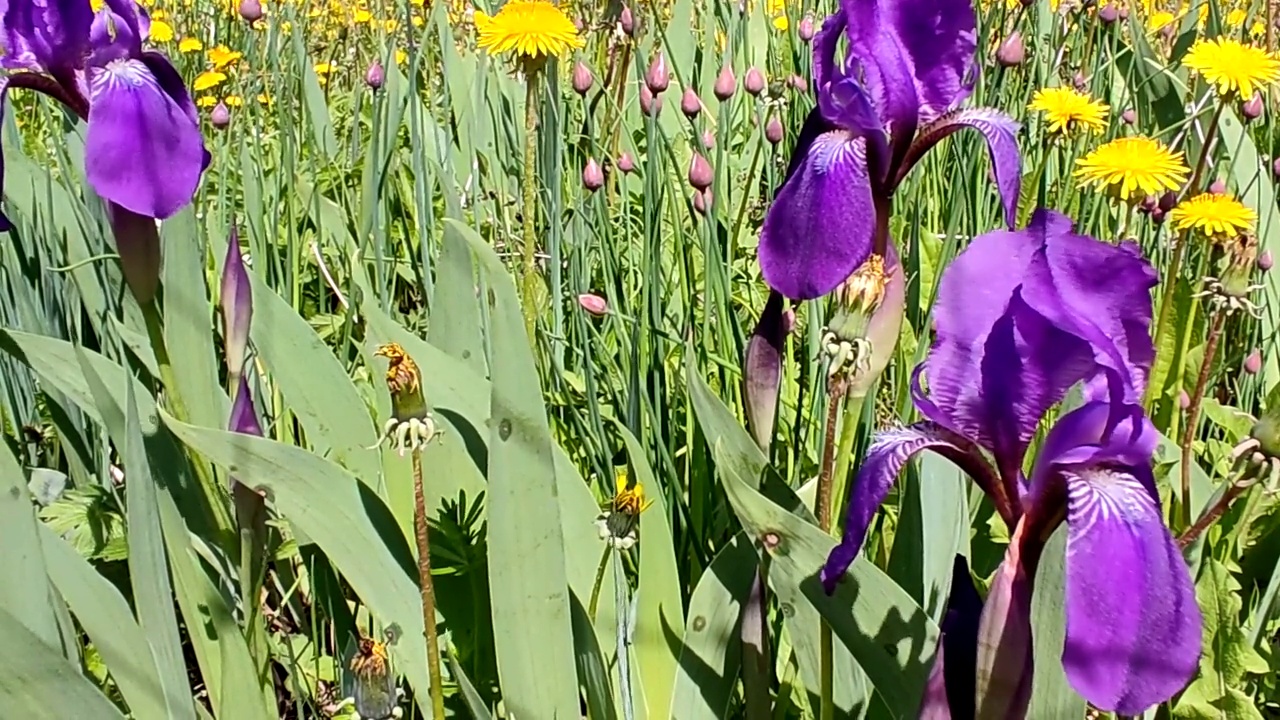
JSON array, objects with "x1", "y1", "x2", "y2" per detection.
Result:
[
  {"x1": 1098, "y1": 3, "x2": 1119, "y2": 22},
  {"x1": 1209, "y1": 178, "x2": 1227, "y2": 194},
  {"x1": 211, "y1": 101, "x2": 231, "y2": 129},
  {"x1": 788, "y1": 74, "x2": 808, "y2": 92},
  {"x1": 701, "y1": 130, "x2": 715, "y2": 149},
  {"x1": 1273, "y1": 156, "x2": 1280, "y2": 181},
  {"x1": 681, "y1": 87, "x2": 701, "y2": 118},
  {"x1": 765, "y1": 115, "x2": 784, "y2": 144},
  {"x1": 1119, "y1": 4, "x2": 1129, "y2": 18},
  {"x1": 583, "y1": 158, "x2": 604, "y2": 192},
  {"x1": 573, "y1": 16, "x2": 586, "y2": 33},
  {"x1": 578, "y1": 293, "x2": 608, "y2": 316},
  {"x1": 617, "y1": 152, "x2": 635, "y2": 173},
  {"x1": 692, "y1": 188, "x2": 712, "y2": 215},
  {"x1": 714, "y1": 66, "x2": 736, "y2": 101},
  {"x1": 110, "y1": 204, "x2": 161, "y2": 305},
  {"x1": 1159, "y1": 190, "x2": 1178, "y2": 212},
  {"x1": 1243, "y1": 92, "x2": 1264, "y2": 121},
  {"x1": 365, "y1": 61, "x2": 385, "y2": 90},
  {"x1": 619, "y1": 6, "x2": 635, "y2": 36},
  {"x1": 229, "y1": 376, "x2": 264, "y2": 438},
  {"x1": 781, "y1": 307, "x2": 796, "y2": 335},
  {"x1": 1073, "y1": 70, "x2": 1087, "y2": 90},
  {"x1": 639, "y1": 85, "x2": 661, "y2": 115},
  {"x1": 239, "y1": 0, "x2": 263, "y2": 22},
  {"x1": 744, "y1": 66, "x2": 766, "y2": 96},
  {"x1": 1160, "y1": 22, "x2": 1175, "y2": 40},
  {"x1": 1122, "y1": 108, "x2": 1137, "y2": 125},
  {"x1": 646, "y1": 52, "x2": 670, "y2": 93},
  {"x1": 744, "y1": 292, "x2": 785, "y2": 450},
  {"x1": 572, "y1": 61, "x2": 594, "y2": 95},
  {"x1": 996, "y1": 32, "x2": 1025, "y2": 67},
  {"x1": 1178, "y1": 390, "x2": 1190, "y2": 409},
  {"x1": 1151, "y1": 207, "x2": 1166, "y2": 224},
  {"x1": 1245, "y1": 349, "x2": 1264, "y2": 375},
  {"x1": 798, "y1": 15, "x2": 815, "y2": 42},
  {"x1": 221, "y1": 223, "x2": 254, "y2": 378},
  {"x1": 1139, "y1": 195, "x2": 1158, "y2": 213},
  {"x1": 689, "y1": 153, "x2": 713, "y2": 190},
  {"x1": 1259, "y1": 249, "x2": 1273, "y2": 271}
]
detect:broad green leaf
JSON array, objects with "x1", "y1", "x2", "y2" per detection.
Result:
[
  {"x1": 888, "y1": 453, "x2": 968, "y2": 625},
  {"x1": 427, "y1": 183, "x2": 487, "y2": 376},
  {"x1": 1199, "y1": 558, "x2": 1267, "y2": 687},
  {"x1": 161, "y1": 206, "x2": 227, "y2": 431},
  {"x1": 448, "y1": 650, "x2": 494, "y2": 720},
  {"x1": 0, "y1": 435, "x2": 60, "y2": 650},
  {"x1": 292, "y1": 27, "x2": 337, "y2": 159},
  {"x1": 1026, "y1": 527, "x2": 1087, "y2": 718},
  {"x1": 0, "y1": 606, "x2": 125, "y2": 719},
  {"x1": 571, "y1": 591, "x2": 619, "y2": 720},
  {"x1": 613, "y1": 419, "x2": 683, "y2": 719},
  {"x1": 450, "y1": 218, "x2": 579, "y2": 719}
]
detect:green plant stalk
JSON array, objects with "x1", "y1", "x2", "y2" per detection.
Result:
[
  {"x1": 520, "y1": 61, "x2": 542, "y2": 341},
  {"x1": 814, "y1": 376, "x2": 851, "y2": 720},
  {"x1": 1145, "y1": 231, "x2": 1187, "y2": 411},
  {"x1": 586, "y1": 543, "x2": 611, "y2": 620},
  {"x1": 412, "y1": 450, "x2": 447, "y2": 720},
  {"x1": 1180, "y1": 309, "x2": 1226, "y2": 528}
]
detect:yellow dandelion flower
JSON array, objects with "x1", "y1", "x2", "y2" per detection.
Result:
[
  {"x1": 193, "y1": 70, "x2": 227, "y2": 92},
  {"x1": 411, "y1": 14, "x2": 425, "y2": 27},
  {"x1": 395, "y1": 48, "x2": 408, "y2": 65},
  {"x1": 314, "y1": 62, "x2": 335, "y2": 74},
  {"x1": 383, "y1": 18, "x2": 398, "y2": 31},
  {"x1": 474, "y1": 0, "x2": 583, "y2": 61},
  {"x1": 1168, "y1": 193, "x2": 1256, "y2": 240},
  {"x1": 151, "y1": 8, "x2": 166, "y2": 19},
  {"x1": 612, "y1": 472, "x2": 653, "y2": 516},
  {"x1": 1251, "y1": 20, "x2": 1266, "y2": 37},
  {"x1": 196, "y1": 94, "x2": 218, "y2": 107},
  {"x1": 149, "y1": 19, "x2": 175, "y2": 42},
  {"x1": 353, "y1": 8, "x2": 373, "y2": 23},
  {"x1": 1183, "y1": 37, "x2": 1280, "y2": 99},
  {"x1": 223, "y1": 94, "x2": 244, "y2": 107},
  {"x1": 208, "y1": 45, "x2": 243, "y2": 70},
  {"x1": 1226, "y1": 7, "x2": 1247, "y2": 26},
  {"x1": 1146, "y1": 10, "x2": 1177, "y2": 33},
  {"x1": 178, "y1": 36, "x2": 203, "y2": 53},
  {"x1": 1028, "y1": 86, "x2": 1109, "y2": 135},
  {"x1": 1074, "y1": 136, "x2": 1190, "y2": 200},
  {"x1": 257, "y1": 93, "x2": 273, "y2": 105}
]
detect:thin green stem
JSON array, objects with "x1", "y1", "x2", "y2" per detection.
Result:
[
  {"x1": 587, "y1": 543, "x2": 611, "y2": 620},
  {"x1": 521, "y1": 62, "x2": 542, "y2": 341},
  {"x1": 1180, "y1": 309, "x2": 1226, "y2": 528},
  {"x1": 412, "y1": 450, "x2": 446, "y2": 720},
  {"x1": 815, "y1": 376, "x2": 848, "y2": 720},
  {"x1": 829, "y1": 394, "x2": 866, "y2": 527},
  {"x1": 1146, "y1": 232, "x2": 1187, "y2": 410}
]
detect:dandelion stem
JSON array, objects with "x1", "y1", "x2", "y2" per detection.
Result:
[
  {"x1": 521, "y1": 62, "x2": 542, "y2": 341},
  {"x1": 1178, "y1": 467, "x2": 1252, "y2": 549},
  {"x1": 411, "y1": 450, "x2": 446, "y2": 720},
  {"x1": 1180, "y1": 310, "x2": 1226, "y2": 529},
  {"x1": 587, "y1": 543, "x2": 611, "y2": 620},
  {"x1": 815, "y1": 376, "x2": 848, "y2": 720}
]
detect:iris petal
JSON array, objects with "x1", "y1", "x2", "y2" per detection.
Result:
[{"x1": 897, "y1": 108, "x2": 1022, "y2": 225}]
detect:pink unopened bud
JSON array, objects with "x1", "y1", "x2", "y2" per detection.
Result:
[
  {"x1": 692, "y1": 188, "x2": 713, "y2": 215},
  {"x1": 239, "y1": 0, "x2": 263, "y2": 22},
  {"x1": 572, "y1": 61, "x2": 594, "y2": 95},
  {"x1": 1160, "y1": 22, "x2": 1175, "y2": 40},
  {"x1": 1072, "y1": 70, "x2": 1087, "y2": 90},
  {"x1": 1178, "y1": 390, "x2": 1191, "y2": 409},
  {"x1": 781, "y1": 308, "x2": 796, "y2": 335},
  {"x1": 1259, "y1": 249, "x2": 1273, "y2": 271},
  {"x1": 1122, "y1": 108, "x2": 1136, "y2": 125},
  {"x1": 1139, "y1": 195, "x2": 1158, "y2": 213},
  {"x1": 1208, "y1": 178, "x2": 1227, "y2": 194},
  {"x1": 573, "y1": 16, "x2": 586, "y2": 33},
  {"x1": 1151, "y1": 208, "x2": 1166, "y2": 224},
  {"x1": 619, "y1": 6, "x2": 635, "y2": 36},
  {"x1": 578, "y1": 293, "x2": 608, "y2": 316},
  {"x1": 744, "y1": 66, "x2": 765, "y2": 96},
  {"x1": 1158, "y1": 191, "x2": 1178, "y2": 212},
  {"x1": 765, "y1": 115, "x2": 784, "y2": 144},
  {"x1": 996, "y1": 32, "x2": 1025, "y2": 67},
  {"x1": 714, "y1": 65, "x2": 736, "y2": 101},
  {"x1": 583, "y1": 158, "x2": 604, "y2": 191},
  {"x1": 798, "y1": 15, "x2": 815, "y2": 42},
  {"x1": 211, "y1": 101, "x2": 231, "y2": 129},
  {"x1": 1243, "y1": 92, "x2": 1264, "y2": 121},
  {"x1": 681, "y1": 87, "x2": 701, "y2": 118},
  {"x1": 1273, "y1": 156, "x2": 1280, "y2": 181},
  {"x1": 639, "y1": 85, "x2": 661, "y2": 115},
  {"x1": 1245, "y1": 349, "x2": 1264, "y2": 375},
  {"x1": 1098, "y1": 3, "x2": 1119, "y2": 22},
  {"x1": 689, "y1": 153, "x2": 713, "y2": 190},
  {"x1": 365, "y1": 61, "x2": 385, "y2": 90},
  {"x1": 646, "y1": 52, "x2": 670, "y2": 93},
  {"x1": 701, "y1": 130, "x2": 715, "y2": 149},
  {"x1": 788, "y1": 74, "x2": 808, "y2": 92},
  {"x1": 617, "y1": 152, "x2": 635, "y2": 173}
]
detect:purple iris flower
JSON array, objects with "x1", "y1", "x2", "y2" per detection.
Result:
[
  {"x1": 760, "y1": 0, "x2": 1021, "y2": 300},
  {"x1": 821, "y1": 210, "x2": 1201, "y2": 714},
  {"x1": 0, "y1": 0, "x2": 208, "y2": 231}
]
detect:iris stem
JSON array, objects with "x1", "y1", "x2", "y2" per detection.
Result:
[
  {"x1": 815, "y1": 377, "x2": 848, "y2": 720},
  {"x1": 520, "y1": 61, "x2": 542, "y2": 342},
  {"x1": 1180, "y1": 309, "x2": 1226, "y2": 529},
  {"x1": 411, "y1": 449, "x2": 446, "y2": 720}
]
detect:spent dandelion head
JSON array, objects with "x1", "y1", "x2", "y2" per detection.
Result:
[
  {"x1": 474, "y1": 0, "x2": 583, "y2": 64},
  {"x1": 1183, "y1": 37, "x2": 1280, "y2": 99},
  {"x1": 1168, "y1": 192, "x2": 1257, "y2": 242},
  {"x1": 595, "y1": 469, "x2": 652, "y2": 549},
  {"x1": 1074, "y1": 136, "x2": 1189, "y2": 202},
  {"x1": 344, "y1": 633, "x2": 402, "y2": 720},
  {"x1": 371, "y1": 343, "x2": 439, "y2": 455},
  {"x1": 1028, "y1": 86, "x2": 1109, "y2": 135}
]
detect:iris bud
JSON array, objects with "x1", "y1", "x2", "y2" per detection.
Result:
[
  {"x1": 798, "y1": 15, "x2": 815, "y2": 42},
  {"x1": 211, "y1": 101, "x2": 231, "y2": 129},
  {"x1": 1122, "y1": 108, "x2": 1137, "y2": 125},
  {"x1": 1259, "y1": 249, "x2": 1273, "y2": 271},
  {"x1": 1243, "y1": 92, "x2": 1264, "y2": 121},
  {"x1": 365, "y1": 61, "x2": 385, "y2": 90},
  {"x1": 619, "y1": 6, "x2": 635, "y2": 36},
  {"x1": 765, "y1": 115, "x2": 784, "y2": 144},
  {"x1": 1245, "y1": 350, "x2": 1263, "y2": 375},
  {"x1": 239, "y1": 0, "x2": 263, "y2": 22}
]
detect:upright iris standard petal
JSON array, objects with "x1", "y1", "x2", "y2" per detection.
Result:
[
  {"x1": 836, "y1": 0, "x2": 921, "y2": 150},
  {"x1": 743, "y1": 292, "x2": 785, "y2": 451},
  {"x1": 1, "y1": 0, "x2": 94, "y2": 71},
  {"x1": 883, "y1": 0, "x2": 977, "y2": 122},
  {"x1": 220, "y1": 224, "x2": 253, "y2": 377},
  {"x1": 897, "y1": 108, "x2": 1022, "y2": 226},
  {"x1": 84, "y1": 56, "x2": 205, "y2": 219},
  {"x1": 759, "y1": 131, "x2": 876, "y2": 300},
  {"x1": 229, "y1": 376, "x2": 264, "y2": 437},
  {"x1": 1060, "y1": 463, "x2": 1200, "y2": 712}
]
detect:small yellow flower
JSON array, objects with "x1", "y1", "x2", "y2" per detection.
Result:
[
  {"x1": 314, "y1": 62, "x2": 335, "y2": 75},
  {"x1": 474, "y1": 0, "x2": 583, "y2": 61},
  {"x1": 767, "y1": 0, "x2": 788, "y2": 30},
  {"x1": 1074, "y1": 136, "x2": 1190, "y2": 201},
  {"x1": 383, "y1": 18, "x2": 398, "y2": 31},
  {"x1": 353, "y1": 8, "x2": 373, "y2": 23},
  {"x1": 395, "y1": 48, "x2": 408, "y2": 65},
  {"x1": 208, "y1": 45, "x2": 243, "y2": 70},
  {"x1": 257, "y1": 93, "x2": 273, "y2": 105},
  {"x1": 178, "y1": 36, "x2": 203, "y2": 53},
  {"x1": 1250, "y1": 20, "x2": 1266, "y2": 37},
  {"x1": 411, "y1": 14, "x2": 425, "y2": 27},
  {"x1": 1028, "y1": 87, "x2": 1109, "y2": 135},
  {"x1": 149, "y1": 19, "x2": 175, "y2": 42},
  {"x1": 223, "y1": 94, "x2": 244, "y2": 107},
  {"x1": 151, "y1": 8, "x2": 166, "y2": 19},
  {"x1": 612, "y1": 472, "x2": 653, "y2": 516},
  {"x1": 193, "y1": 70, "x2": 227, "y2": 92},
  {"x1": 1183, "y1": 37, "x2": 1280, "y2": 99},
  {"x1": 1226, "y1": 7, "x2": 1247, "y2": 27},
  {"x1": 1168, "y1": 193, "x2": 1256, "y2": 241},
  {"x1": 595, "y1": 470, "x2": 652, "y2": 549},
  {"x1": 1146, "y1": 10, "x2": 1177, "y2": 34},
  {"x1": 196, "y1": 94, "x2": 218, "y2": 107}
]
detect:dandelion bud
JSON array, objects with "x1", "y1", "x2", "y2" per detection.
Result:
[
  {"x1": 578, "y1": 293, "x2": 608, "y2": 316},
  {"x1": 681, "y1": 87, "x2": 701, "y2": 118},
  {"x1": 689, "y1": 153, "x2": 713, "y2": 191},
  {"x1": 744, "y1": 66, "x2": 766, "y2": 95},
  {"x1": 996, "y1": 32, "x2": 1025, "y2": 67},
  {"x1": 617, "y1": 152, "x2": 635, "y2": 173},
  {"x1": 211, "y1": 101, "x2": 231, "y2": 129},
  {"x1": 583, "y1": 158, "x2": 604, "y2": 192},
  {"x1": 1243, "y1": 92, "x2": 1264, "y2": 121},
  {"x1": 798, "y1": 15, "x2": 815, "y2": 42},
  {"x1": 1245, "y1": 349, "x2": 1264, "y2": 375},
  {"x1": 765, "y1": 115, "x2": 784, "y2": 144},
  {"x1": 646, "y1": 52, "x2": 670, "y2": 93},
  {"x1": 572, "y1": 61, "x2": 594, "y2": 95},
  {"x1": 1209, "y1": 178, "x2": 1227, "y2": 194},
  {"x1": 702, "y1": 130, "x2": 715, "y2": 149},
  {"x1": 714, "y1": 65, "x2": 736, "y2": 100},
  {"x1": 692, "y1": 188, "x2": 712, "y2": 215},
  {"x1": 1259, "y1": 249, "x2": 1273, "y2": 271},
  {"x1": 1158, "y1": 190, "x2": 1178, "y2": 212},
  {"x1": 365, "y1": 61, "x2": 385, "y2": 90},
  {"x1": 1122, "y1": 108, "x2": 1137, "y2": 124},
  {"x1": 1098, "y1": 3, "x2": 1119, "y2": 22},
  {"x1": 639, "y1": 85, "x2": 661, "y2": 115},
  {"x1": 1179, "y1": 390, "x2": 1191, "y2": 409},
  {"x1": 619, "y1": 6, "x2": 635, "y2": 36},
  {"x1": 238, "y1": 0, "x2": 263, "y2": 22}
]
